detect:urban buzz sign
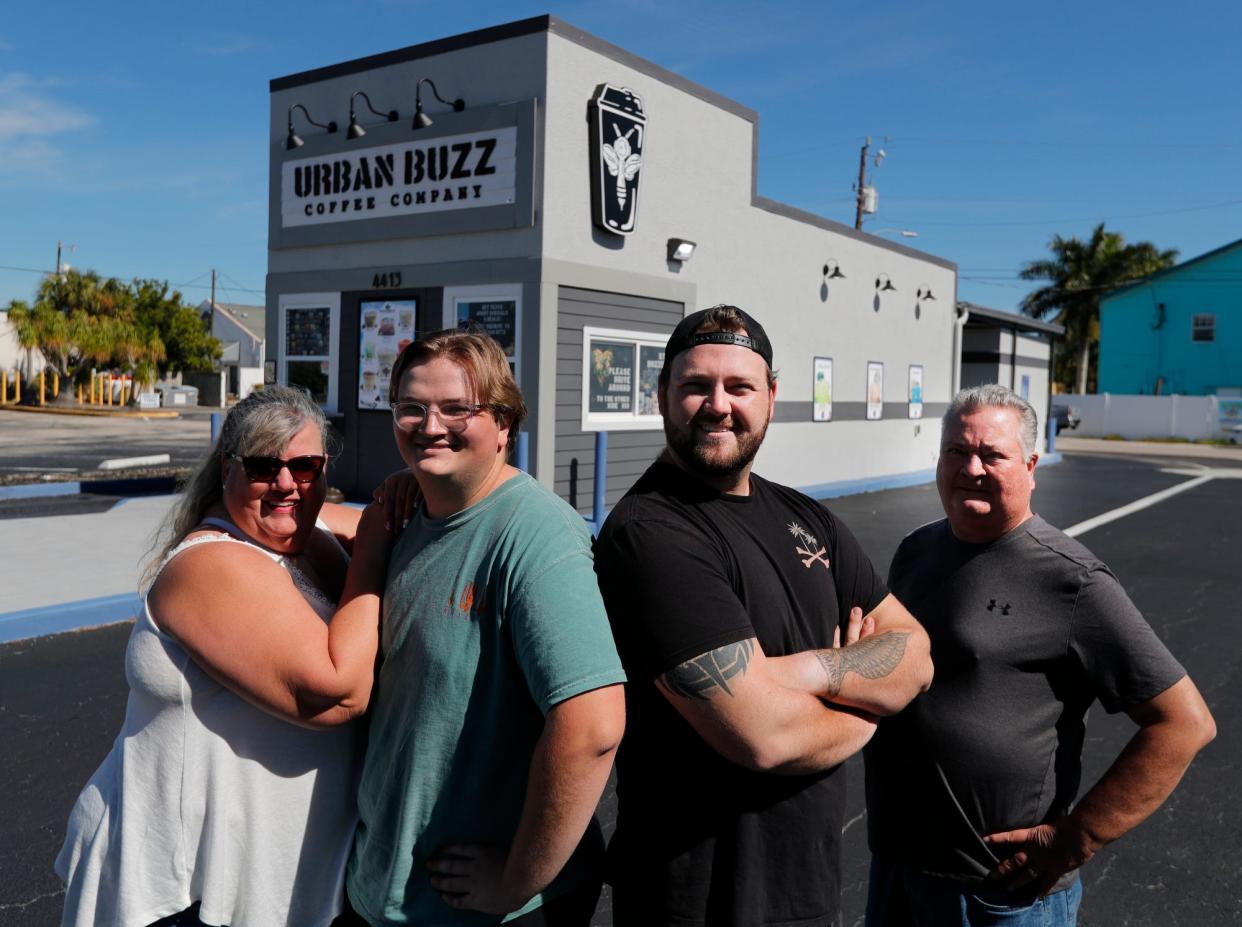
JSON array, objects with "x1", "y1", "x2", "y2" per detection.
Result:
[
  {"x1": 281, "y1": 126, "x2": 517, "y2": 228},
  {"x1": 589, "y1": 84, "x2": 645, "y2": 236}
]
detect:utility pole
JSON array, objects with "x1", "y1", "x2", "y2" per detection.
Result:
[
  {"x1": 210, "y1": 268, "x2": 217, "y2": 310},
  {"x1": 854, "y1": 137, "x2": 870, "y2": 230}
]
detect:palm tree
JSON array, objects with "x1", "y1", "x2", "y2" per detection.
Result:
[{"x1": 1020, "y1": 223, "x2": 1177, "y2": 394}]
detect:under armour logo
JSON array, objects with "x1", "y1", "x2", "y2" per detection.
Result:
[{"x1": 986, "y1": 599, "x2": 1011, "y2": 616}]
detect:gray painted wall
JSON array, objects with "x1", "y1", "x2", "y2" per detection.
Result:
[{"x1": 554, "y1": 286, "x2": 682, "y2": 514}]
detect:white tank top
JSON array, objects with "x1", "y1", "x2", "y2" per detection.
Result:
[{"x1": 55, "y1": 520, "x2": 363, "y2": 927}]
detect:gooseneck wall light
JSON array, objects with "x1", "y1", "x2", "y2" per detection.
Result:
[
  {"x1": 412, "y1": 78, "x2": 465, "y2": 129},
  {"x1": 347, "y1": 91, "x2": 399, "y2": 139},
  {"x1": 875, "y1": 274, "x2": 897, "y2": 293},
  {"x1": 286, "y1": 104, "x2": 338, "y2": 150},
  {"x1": 823, "y1": 260, "x2": 846, "y2": 280}
]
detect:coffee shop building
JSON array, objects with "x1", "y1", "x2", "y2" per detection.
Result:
[{"x1": 266, "y1": 15, "x2": 974, "y2": 510}]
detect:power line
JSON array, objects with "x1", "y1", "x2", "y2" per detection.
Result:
[{"x1": 886, "y1": 197, "x2": 1242, "y2": 228}]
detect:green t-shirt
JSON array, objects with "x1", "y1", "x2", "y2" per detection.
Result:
[{"x1": 347, "y1": 472, "x2": 626, "y2": 926}]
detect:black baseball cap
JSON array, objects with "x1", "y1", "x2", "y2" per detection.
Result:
[{"x1": 662, "y1": 306, "x2": 774, "y2": 376}]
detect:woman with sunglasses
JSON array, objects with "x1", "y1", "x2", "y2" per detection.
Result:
[{"x1": 56, "y1": 386, "x2": 413, "y2": 927}]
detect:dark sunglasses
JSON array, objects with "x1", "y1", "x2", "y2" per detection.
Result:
[{"x1": 229, "y1": 453, "x2": 327, "y2": 483}]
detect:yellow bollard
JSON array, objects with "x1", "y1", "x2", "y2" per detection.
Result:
[
  {"x1": 106, "y1": 374, "x2": 113, "y2": 407},
  {"x1": 39, "y1": 370, "x2": 45, "y2": 406},
  {"x1": 53, "y1": 371, "x2": 59, "y2": 398},
  {"x1": 1, "y1": 370, "x2": 7, "y2": 405},
  {"x1": 92, "y1": 373, "x2": 98, "y2": 405},
  {"x1": 121, "y1": 380, "x2": 130, "y2": 406},
  {"x1": 77, "y1": 383, "x2": 83, "y2": 405},
  {"x1": 14, "y1": 369, "x2": 20, "y2": 403}
]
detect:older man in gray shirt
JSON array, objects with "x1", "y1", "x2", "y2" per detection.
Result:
[{"x1": 864, "y1": 384, "x2": 1216, "y2": 927}]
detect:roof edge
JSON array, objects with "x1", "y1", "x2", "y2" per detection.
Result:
[
  {"x1": 1102, "y1": 236, "x2": 1242, "y2": 301},
  {"x1": 958, "y1": 300, "x2": 1064, "y2": 336}
]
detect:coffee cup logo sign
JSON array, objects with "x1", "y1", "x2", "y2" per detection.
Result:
[
  {"x1": 281, "y1": 126, "x2": 517, "y2": 228},
  {"x1": 589, "y1": 85, "x2": 645, "y2": 235}
]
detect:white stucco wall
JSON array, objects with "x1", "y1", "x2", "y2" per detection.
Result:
[{"x1": 542, "y1": 32, "x2": 957, "y2": 486}]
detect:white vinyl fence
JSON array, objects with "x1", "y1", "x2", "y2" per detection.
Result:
[{"x1": 1062, "y1": 393, "x2": 1242, "y2": 440}]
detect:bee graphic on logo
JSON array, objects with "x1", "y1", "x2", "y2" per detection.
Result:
[
  {"x1": 601, "y1": 123, "x2": 642, "y2": 213},
  {"x1": 590, "y1": 84, "x2": 646, "y2": 235}
]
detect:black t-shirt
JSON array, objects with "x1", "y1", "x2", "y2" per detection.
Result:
[
  {"x1": 866, "y1": 515, "x2": 1186, "y2": 889},
  {"x1": 594, "y1": 461, "x2": 888, "y2": 927}
]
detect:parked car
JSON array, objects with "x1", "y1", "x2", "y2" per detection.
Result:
[{"x1": 1051, "y1": 403, "x2": 1080, "y2": 434}]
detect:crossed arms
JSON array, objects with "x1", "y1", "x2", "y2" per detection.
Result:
[{"x1": 658, "y1": 593, "x2": 932, "y2": 775}]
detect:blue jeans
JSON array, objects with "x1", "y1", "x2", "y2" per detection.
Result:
[{"x1": 866, "y1": 857, "x2": 1082, "y2": 927}]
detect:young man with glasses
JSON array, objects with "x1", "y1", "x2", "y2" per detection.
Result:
[{"x1": 342, "y1": 329, "x2": 626, "y2": 927}]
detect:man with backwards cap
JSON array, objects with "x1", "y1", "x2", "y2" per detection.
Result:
[{"x1": 594, "y1": 305, "x2": 934, "y2": 927}]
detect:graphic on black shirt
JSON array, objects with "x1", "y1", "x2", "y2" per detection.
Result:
[
  {"x1": 595, "y1": 461, "x2": 888, "y2": 927},
  {"x1": 787, "y1": 521, "x2": 831, "y2": 570}
]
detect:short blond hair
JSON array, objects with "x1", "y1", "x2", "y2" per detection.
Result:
[{"x1": 389, "y1": 329, "x2": 527, "y2": 450}]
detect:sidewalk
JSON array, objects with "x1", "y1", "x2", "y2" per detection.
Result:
[
  {"x1": 0, "y1": 494, "x2": 177, "y2": 642},
  {"x1": 1055, "y1": 435, "x2": 1242, "y2": 463},
  {"x1": 3, "y1": 436, "x2": 1236, "y2": 644}
]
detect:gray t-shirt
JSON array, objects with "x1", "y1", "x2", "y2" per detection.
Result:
[{"x1": 865, "y1": 514, "x2": 1185, "y2": 888}]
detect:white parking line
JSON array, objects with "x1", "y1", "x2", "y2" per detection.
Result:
[{"x1": 1064, "y1": 474, "x2": 1217, "y2": 538}]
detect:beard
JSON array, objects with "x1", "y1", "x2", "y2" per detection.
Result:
[{"x1": 663, "y1": 409, "x2": 769, "y2": 481}]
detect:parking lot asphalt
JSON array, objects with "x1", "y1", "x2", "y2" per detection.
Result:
[
  {"x1": 0, "y1": 407, "x2": 211, "y2": 479},
  {"x1": 1, "y1": 449, "x2": 1238, "y2": 926}
]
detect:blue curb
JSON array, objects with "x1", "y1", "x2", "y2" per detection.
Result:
[
  {"x1": 0, "y1": 592, "x2": 142, "y2": 644},
  {"x1": 0, "y1": 482, "x2": 81, "y2": 500},
  {"x1": 800, "y1": 467, "x2": 938, "y2": 500}
]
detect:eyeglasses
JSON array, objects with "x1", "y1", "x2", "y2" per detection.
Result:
[
  {"x1": 229, "y1": 453, "x2": 327, "y2": 483},
  {"x1": 390, "y1": 400, "x2": 486, "y2": 433}
]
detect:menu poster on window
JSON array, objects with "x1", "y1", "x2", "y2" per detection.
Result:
[
  {"x1": 286, "y1": 307, "x2": 331, "y2": 357},
  {"x1": 637, "y1": 344, "x2": 665, "y2": 415},
  {"x1": 358, "y1": 300, "x2": 416, "y2": 410},
  {"x1": 587, "y1": 339, "x2": 636, "y2": 413},
  {"x1": 812, "y1": 356, "x2": 833, "y2": 422},
  {"x1": 866, "y1": 361, "x2": 884, "y2": 420},
  {"x1": 908, "y1": 364, "x2": 924, "y2": 419},
  {"x1": 456, "y1": 300, "x2": 517, "y2": 357}
]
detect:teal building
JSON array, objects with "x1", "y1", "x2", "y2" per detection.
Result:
[{"x1": 1099, "y1": 239, "x2": 1242, "y2": 395}]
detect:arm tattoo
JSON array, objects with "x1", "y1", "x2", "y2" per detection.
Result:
[
  {"x1": 815, "y1": 632, "x2": 910, "y2": 697},
  {"x1": 660, "y1": 640, "x2": 756, "y2": 701}
]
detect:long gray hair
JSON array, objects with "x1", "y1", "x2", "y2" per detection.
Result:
[
  {"x1": 141, "y1": 386, "x2": 337, "y2": 590},
  {"x1": 943, "y1": 384, "x2": 1039, "y2": 459}
]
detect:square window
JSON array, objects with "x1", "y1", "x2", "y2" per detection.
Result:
[{"x1": 1192, "y1": 314, "x2": 1215, "y2": 343}]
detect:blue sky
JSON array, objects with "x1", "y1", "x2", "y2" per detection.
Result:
[{"x1": 2, "y1": 0, "x2": 1239, "y2": 313}]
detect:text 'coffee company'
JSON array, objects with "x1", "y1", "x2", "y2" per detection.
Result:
[{"x1": 281, "y1": 126, "x2": 517, "y2": 227}]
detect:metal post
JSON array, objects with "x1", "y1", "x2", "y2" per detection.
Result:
[
  {"x1": 211, "y1": 412, "x2": 223, "y2": 447},
  {"x1": 515, "y1": 431, "x2": 530, "y2": 473},
  {"x1": 1047, "y1": 407, "x2": 1057, "y2": 456},
  {"x1": 592, "y1": 430, "x2": 608, "y2": 533}
]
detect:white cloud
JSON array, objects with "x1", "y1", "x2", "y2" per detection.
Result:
[
  {"x1": 0, "y1": 73, "x2": 93, "y2": 179},
  {"x1": 0, "y1": 73, "x2": 93, "y2": 142}
]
